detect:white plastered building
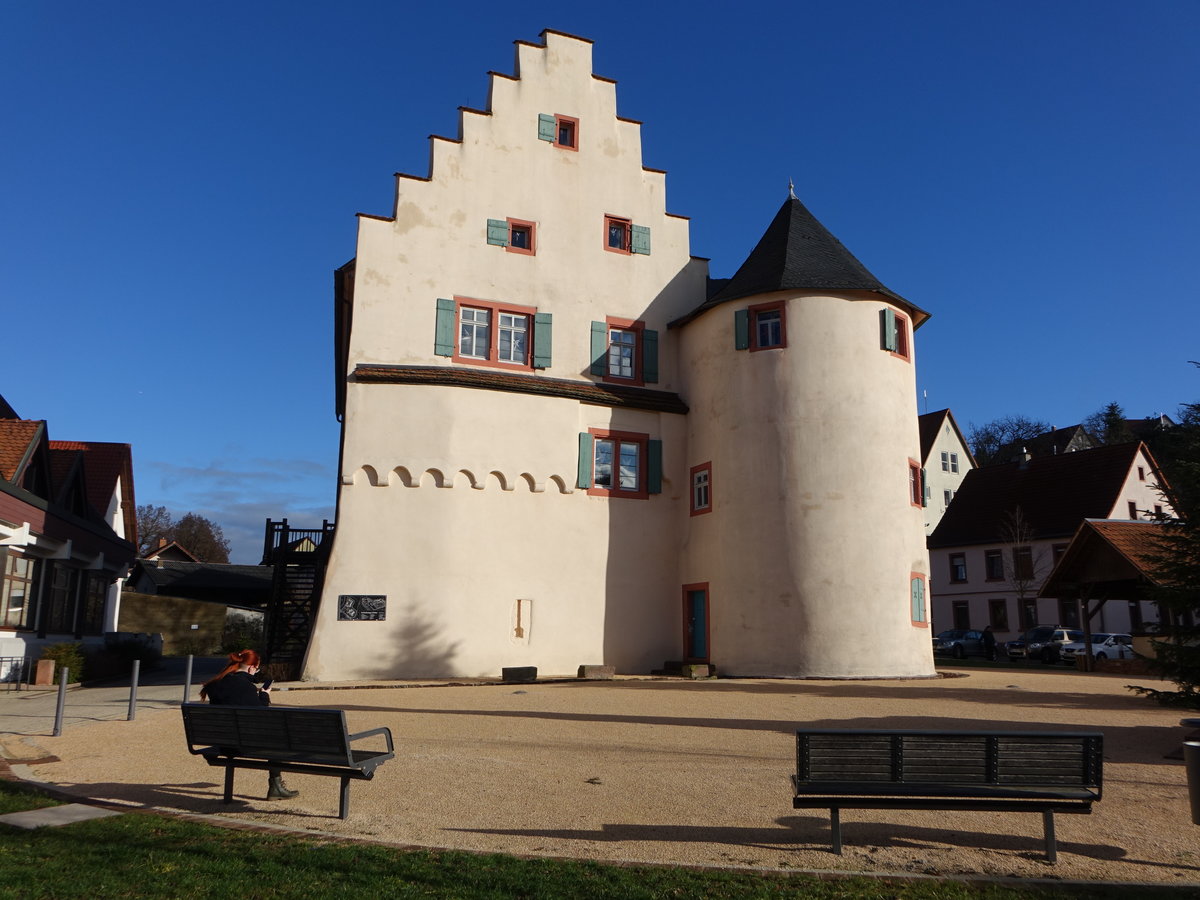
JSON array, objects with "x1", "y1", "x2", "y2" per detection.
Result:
[{"x1": 303, "y1": 30, "x2": 935, "y2": 681}]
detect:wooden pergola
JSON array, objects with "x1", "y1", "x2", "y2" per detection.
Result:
[{"x1": 1040, "y1": 519, "x2": 1164, "y2": 670}]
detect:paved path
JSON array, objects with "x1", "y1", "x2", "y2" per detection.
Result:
[{"x1": 2, "y1": 664, "x2": 1199, "y2": 888}]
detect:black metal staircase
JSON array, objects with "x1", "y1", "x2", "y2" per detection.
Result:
[{"x1": 261, "y1": 518, "x2": 335, "y2": 680}]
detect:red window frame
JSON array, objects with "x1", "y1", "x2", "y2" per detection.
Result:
[
  {"x1": 890, "y1": 310, "x2": 911, "y2": 362},
  {"x1": 587, "y1": 428, "x2": 648, "y2": 500},
  {"x1": 908, "y1": 459, "x2": 923, "y2": 508},
  {"x1": 505, "y1": 218, "x2": 536, "y2": 256},
  {"x1": 553, "y1": 114, "x2": 578, "y2": 151},
  {"x1": 690, "y1": 462, "x2": 713, "y2": 516},
  {"x1": 602, "y1": 316, "x2": 644, "y2": 386},
  {"x1": 749, "y1": 300, "x2": 786, "y2": 351},
  {"x1": 451, "y1": 296, "x2": 537, "y2": 372},
  {"x1": 604, "y1": 215, "x2": 632, "y2": 254}
]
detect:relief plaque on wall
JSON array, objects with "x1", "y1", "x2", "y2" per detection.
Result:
[{"x1": 337, "y1": 595, "x2": 386, "y2": 621}]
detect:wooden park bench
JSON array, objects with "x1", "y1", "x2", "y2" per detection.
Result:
[
  {"x1": 791, "y1": 729, "x2": 1103, "y2": 862},
  {"x1": 182, "y1": 703, "x2": 394, "y2": 819}
]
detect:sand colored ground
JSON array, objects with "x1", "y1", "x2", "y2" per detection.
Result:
[{"x1": 7, "y1": 666, "x2": 1200, "y2": 886}]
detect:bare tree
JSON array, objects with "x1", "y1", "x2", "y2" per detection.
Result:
[
  {"x1": 968, "y1": 415, "x2": 1051, "y2": 466},
  {"x1": 135, "y1": 504, "x2": 173, "y2": 557},
  {"x1": 134, "y1": 505, "x2": 232, "y2": 563},
  {"x1": 999, "y1": 507, "x2": 1051, "y2": 648}
]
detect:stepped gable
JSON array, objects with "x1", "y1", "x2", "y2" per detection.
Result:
[
  {"x1": 928, "y1": 442, "x2": 1148, "y2": 548},
  {"x1": 673, "y1": 196, "x2": 929, "y2": 327}
]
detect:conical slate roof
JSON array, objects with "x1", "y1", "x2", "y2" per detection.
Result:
[{"x1": 673, "y1": 196, "x2": 928, "y2": 327}]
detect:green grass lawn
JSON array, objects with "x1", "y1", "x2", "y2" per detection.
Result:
[{"x1": 0, "y1": 781, "x2": 1183, "y2": 899}]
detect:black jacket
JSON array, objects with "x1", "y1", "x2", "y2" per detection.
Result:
[{"x1": 205, "y1": 670, "x2": 270, "y2": 707}]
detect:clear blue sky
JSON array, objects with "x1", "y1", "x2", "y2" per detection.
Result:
[{"x1": 3, "y1": 2, "x2": 1197, "y2": 562}]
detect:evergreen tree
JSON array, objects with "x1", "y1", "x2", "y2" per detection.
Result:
[{"x1": 1130, "y1": 394, "x2": 1200, "y2": 706}]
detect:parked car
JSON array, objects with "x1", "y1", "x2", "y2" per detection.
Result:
[
  {"x1": 933, "y1": 629, "x2": 985, "y2": 659},
  {"x1": 1006, "y1": 626, "x2": 1083, "y2": 663},
  {"x1": 1061, "y1": 633, "x2": 1134, "y2": 664}
]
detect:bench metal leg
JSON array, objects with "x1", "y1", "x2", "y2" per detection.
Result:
[
  {"x1": 830, "y1": 808, "x2": 842, "y2": 854},
  {"x1": 223, "y1": 765, "x2": 235, "y2": 804},
  {"x1": 1043, "y1": 811, "x2": 1057, "y2": 863},
  {"x1": 339, "y1": 776, "x2": 351, "y2": 820}
]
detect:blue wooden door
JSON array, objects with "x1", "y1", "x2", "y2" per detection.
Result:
[{"x1": 684, "y1": 587, "x2": 709, "y2": 662}]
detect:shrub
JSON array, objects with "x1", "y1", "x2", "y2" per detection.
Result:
[{"x1": 39, "y1": 643, "x2": 85, "y2": 685}]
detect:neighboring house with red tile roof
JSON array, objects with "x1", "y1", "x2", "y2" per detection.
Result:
[
  {"x1": 0, "y1": 394, "x2": 137, "y2": 663},
  {"x1": 927, "y1": 442, "x2": 1172, "y2": 644},
  {"x1": 918, "y1": 409, "x2": 975, "y2": 535}
]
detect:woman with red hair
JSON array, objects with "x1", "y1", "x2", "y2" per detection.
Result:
[{"x1": 200, "y1": 649, "x2": 298, "y2": 800}]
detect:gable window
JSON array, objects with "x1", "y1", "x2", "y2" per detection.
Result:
[
  {"x1": 1138, "y1": 466, "x2": 1145, "y2": 481},
  {"x1": 940, "y1": 451, "x2": 959, "y2": 473},
  {"x1": 985, "y1": 549, "x2": 1004, "y2": 581},
  {"x1": 603, "y1": 215, "x2": 650, "y2": 255},
  {"x1": 690, "y1": 462, "x2": 712, "y2": 516},
  {"x1": 880, "y1": 308, "x2": 911, "y2": 361},
  {"x1": 486, "y1": 218, "x2": 537, "y2": 255},
  {"x1": 590, "y1": 317, "x2": 658, "y2": 385},
  {"x1": 943, "y1": 489, "x2": 954, "y2": 505},
  {"x1": 577, "y1": 429, "x2": 662, "y2": 500},
  {"x1": 908, "y1": 459, "x2": 923, "y2": 508},
  {"x1": 949, "y1": 553, "x2": 967, "y2": 583},
  {"x1": 1128, "y1": 501, "x2": 1139, "y2": 519},
  {"x1": 435, "y1": 297, "x2": 549, "y2": 371},
  {"x1": 538, "y1": 113, "x2": 578, "y2": 150},
  {"x1": 910, "y1": 573, "x2": 928, "y2": 626},
  {"x1": 605, "y1": 215, "x2": 632, "y2": 253}
]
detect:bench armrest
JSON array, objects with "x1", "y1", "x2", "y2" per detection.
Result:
[{"x1": 348, "y1": 726, "x2": 394, "y2": 753}]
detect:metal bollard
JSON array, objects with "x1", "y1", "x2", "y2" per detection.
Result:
[
  {"x1": 53, "y1": 667, "x2": 68, "y2": 736},
  {"x1": 127, "y1": 659, "x2": 140, "y2": 721},
  {"x1": 1185, "y1": 742, "x2": 1200, "y2": 826},
  {"x1": 182, "y1": 654, "x2": 194, "y2": 704}
]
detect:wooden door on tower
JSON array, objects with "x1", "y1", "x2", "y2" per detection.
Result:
[{"x1": 683, "y1": 584, "x2": 709, "y2": 662}]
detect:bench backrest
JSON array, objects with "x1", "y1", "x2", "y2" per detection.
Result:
[
  {"x1": 183, "y1": 703, "x2": 354, "y2": 765},
  {"x1": 796, "y1": 730, "x2": 1102, "y2": 794}
]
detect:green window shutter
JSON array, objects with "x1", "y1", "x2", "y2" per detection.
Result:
[
  {"x1": 630, "y1": 224, "x2": 651, "y2": 255},
  {"x1": 590, "y1": 321, "x2": 608, "y2": 376},
  {"x1": 486, "y1": 218, "x2": 509, "y2": 246},
  {"x1": 922, "y1": 468, "x2": 930, "y2": 507},
  {"x1": 577, "y1": 433, "x2": 593, "y2": 489},
  {"x1": 641, "y1": 329, "x2": 659, "y2": 384},
  {"x1": 881, "y1": 308, "x2": 897, "y2": 351},
  {"x1": 647, "y1": 440, "x2": 663, "y2": 494},
  {"x1": 911, "y1": 577, "x2": 926, "y2": 622},
  {"x1": 734, "y1": 309, "x2": 749, "y2": 350},
  {"x1": 434, "y1": 298, "x2": 456, "y2": 357},
  {"x1": 532, "y1": 313, "x2": 553, "y2": 369},
  {"x1": 538, "y1": 114, "x2": 556, "y2": 142}
]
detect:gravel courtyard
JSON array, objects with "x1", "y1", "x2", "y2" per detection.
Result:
[{"x1": 7, "y1": 666, "x2": 1200, "y2": 887}]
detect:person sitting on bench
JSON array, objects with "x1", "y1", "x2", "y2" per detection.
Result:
[{"x1": 200, "y1": 649, "x2": 298, "y2": 801}]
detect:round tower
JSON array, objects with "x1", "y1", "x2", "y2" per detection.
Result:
[{"x1": 675, "y1": 197, "x2": 935, "y2": 678}]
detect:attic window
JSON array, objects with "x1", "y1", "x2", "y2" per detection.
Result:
[{"x1": 538, "y1": 113, "x2": 578, "y2": 151}]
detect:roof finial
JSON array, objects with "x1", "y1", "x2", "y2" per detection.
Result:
[{"x1": 788, "y1": 178, "x2": 797, "y2": 200}]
